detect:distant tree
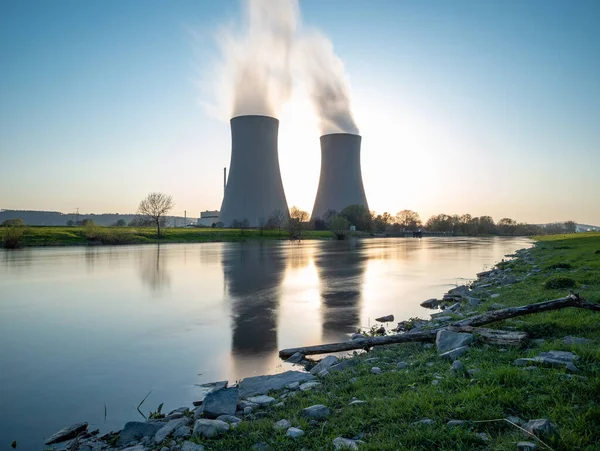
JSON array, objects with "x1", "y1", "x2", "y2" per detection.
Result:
[
  {"x1": 564, "y1": 221, "x2": 577, "y2": 234},
  {"x1": 267, "y1": 209, "x2": 287, "y2": 236},
  {"x1": 288, "y1": 206, "x2": 309, "y2": 240},
  {"x1": 341, "y1": 204, "x2": 372, "y2": 232},
  {"x1": 1, "y1": 218, "x2": 24, "y2": 227},
  {"x1": 81, "y1": 218, "x2": 94, "y2": 227},
  {"x1": 425, "y1": 214, "x2": 453, "y2": 233},
  {"x1": 258, "y1": 217, "x2": 266, "y2": 236},
  {"x1": 396, "y1": 210, "x2": 422, "y2": 230},
  {"x1": 322, "y1": 209, "x2": 338, "y2": 229},
  {"x1": 330, "y1": 215, "x2": 350, "y2": 240},
  {"x1": 66, "y1": 220, "x2": 74, "y2": 227},
  {"x1": 477, "y1": 216, "x2": 496, "y2": 235},
  {"x1": 498, "y1": 218, "x2": 517, "y2": 236},
  {"x1": 373, "y1": 211, "x2": 393, "y2": 233},
  {"x1": 137, "y1": 192, "x2": 174, "y2": 238}
]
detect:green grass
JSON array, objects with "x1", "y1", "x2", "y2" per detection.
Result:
[
  {"x1": 186, "y1": 232, "x2": 600, "y2": 450},
  {"x1": 0, "y1": 226, "x2": 335, "y2": 247}
]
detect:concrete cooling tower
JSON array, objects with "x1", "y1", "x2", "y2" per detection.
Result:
[
  {"x1": 218, "y1": 115, "x2": 289, "y2": 227},
  {"x1": 311, "y1": 133, "x2": 369, "y2": 220}
]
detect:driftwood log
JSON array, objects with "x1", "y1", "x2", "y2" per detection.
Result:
[{"x1": 278, "y1": 292, "x2": 598, "y2": 359}]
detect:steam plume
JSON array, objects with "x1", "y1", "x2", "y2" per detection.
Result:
[
  {"x1": 299, "y1": 31, "x2": 359, "y2": 135},
  {"x1": 219, "y1": 0, "x2": 299, "y2": 118}
]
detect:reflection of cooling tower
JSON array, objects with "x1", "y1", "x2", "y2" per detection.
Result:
[
  {"x1": 219, "y1": 115, "x2": 289, "y2": 227},
  {"x1": 311, "y1": 133, "x2": 369, "y2": 220}
]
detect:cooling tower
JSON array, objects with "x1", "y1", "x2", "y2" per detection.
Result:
[
  {"x1": 219, "y1": 115, "x2": 289, "y2": 227},
  {"x1": 311, "y1": 133, "x2": 369, "y2": 220}
]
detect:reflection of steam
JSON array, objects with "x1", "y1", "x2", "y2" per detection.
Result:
[
  {"x1": 222, "y1": 243, "x2": 286, "y2": 358},
  {"x1": 314, "y1": 240, "x2": 367, "y2": 342},
  {"x1": 138, "y1": 245, "x2": 171, "y2": 292}
]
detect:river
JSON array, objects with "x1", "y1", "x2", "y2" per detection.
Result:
[{"x1": 0, "y1": 237, "x2": 531, "y2": 448}]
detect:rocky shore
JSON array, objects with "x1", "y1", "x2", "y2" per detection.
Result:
[{"x1": 42, "y1": 243, "x2": 599, "y2": 450}]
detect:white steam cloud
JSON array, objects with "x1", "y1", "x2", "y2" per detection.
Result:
[{"x1": 214, "y1": 0, "x2": 358, "y2": 134}]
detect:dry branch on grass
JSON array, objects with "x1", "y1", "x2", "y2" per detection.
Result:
[{"x1": 278, "y1": 292, "x2": 598, "y2": 359}]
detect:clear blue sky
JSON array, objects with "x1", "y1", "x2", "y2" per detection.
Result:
[{"x1": 1, "y1": 0, "x2": 599, "y2": 224}]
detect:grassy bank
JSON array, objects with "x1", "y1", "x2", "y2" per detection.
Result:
[
  {"x1": 189, "y1": 233, "x2": 599, "y2": 450},
  {"x1": 0, "y1": 226, "x2": 334, "y2": 247}
]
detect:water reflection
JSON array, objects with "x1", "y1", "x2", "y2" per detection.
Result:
[
  {"x1": 222, "y1": 243, "x2": 286, "y2": 374},
  {"x1": 314, "y1": 240, "x2": 368, "y2": 342},
  {"x1": 138, "y1": 245, "x2": 171, "y2": 292}
]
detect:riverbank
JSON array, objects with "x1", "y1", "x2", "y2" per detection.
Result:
[
  {"x1": 1, "y1": 226, "x2": 335, "y2": 247},
  {"x1": 41, "y1": 233, "x2": 600, "y2": 450}
]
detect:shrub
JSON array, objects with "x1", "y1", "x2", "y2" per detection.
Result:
[
  {"x1": 1, "y1": 218, "x2": 24, "y2": 227},
  {"x1": 595, "y1": 250, "x2": 600, "y2": 255},
  {"x1": 2, "y1": 226, "x2": 26, "y2": 249},
  {"x1": 544, "y1": 277, "x2": 576, "y2": 289},
  {"x1": 547, "y1": 262, "x2": 573, "y2": 270}
]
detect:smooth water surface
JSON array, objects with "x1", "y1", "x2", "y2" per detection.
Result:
[{"x1": 0, "y1": 237, "x2": 531, "y2": 448}]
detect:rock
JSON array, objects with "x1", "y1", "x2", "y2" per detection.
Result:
[
  {"x1": 412, "y1": 418, "x2": 434, "y2": 426},
  {"x1": 440, "y1": 346, "x2": 470, "y2": 361},
  {"x1": 433, "y1": 315, "x2": 453, "y2": 322},
  {"x1": 252, "y1": 442, "x2": 269, "y2": 451},
  {"x1": 477, "y1": 270, "x2": 494, "y2": 278},
  {"x1": 45, "y1": 422, "x2": 89, "y2": 444},
  {"x1": 563, "y1": 336, "x2": 592, "y2": 345},
  {"x1": 181, "y1": 441, "x2": 205, "y2": 451},
  {"x1": 274, "y1": 402, "x2": 284, "y2": 408},
  {"x1": 247, "y1": 395, "x2": 276, "y2": 407},
  {"x1": 448, "y1": 285, "x2": 471, "y2": 298},
  {"x1": 517, "y1": 441, "x2": 537, "y2": 451},
  {"x1": 371, "y1": 367, "x2": 382, "y2": 374},
  {"x1": 447, "y1": 420, "x2": 466, "y2": 427},
  {"x1": 348, "y1": 399, "x2": 367, "y2": 406},
  {"x1": 522, "y1": 419, "x2": 557, "y2": 438},
  {"x1": 173, "y1": 426, "x2": 192, "y2": 439},
  {"x1": 397, "y1": 362, "x2": 408, "y2": 369},
  {"x1": 467, "y1": 297, "x2": 481, "y2": 307},
  {"x1": 286, "y1": 381, "x2": 300, "y2": 390},
  {"x1": 445, "y1": 303, "x2": 461, "y2": 312},
  {"x1": 436, "y1": 330, "x2": 475, "y2": 353},
  {"x1": 216, "y1": 415, "x2": 242, "y2": 425},
  {"x1": 423, "y1": 343, "x2": 434, "y2": 349},
  {"x1": 490, "y1": 303, "x2": 505, "y2": 310},
  {"x1": 490, "y1": 293, "x2": 501, "y2": 299},
  {"x1": 238, "y1": 371, "x2": 315, "y2": 397},
  {"x1": 476, "y1": 432, "x2": 490, "y2": 442},
  {"x1": 274, "y1": 419, "x2": 291, "y2": 431},
  {"x1": 202, "y1": 387, "x2": 239, "y2": 419},
  {"x1": 431, "y1": 380, "x2": 440, "y2": 385},
  {"x1": 118, "y1": 422, "x2": 163, "y2": 446},
  {"x1": 193, "y1": 419, "x2": 230, "y2": 438},
  {"x1": 121, "y1": 445, "x2": 147, "y2": 451},
  {"x1": 193, "y1": 405, "x2": 204, "y2": 420},
  {"x1": 421, "y1": 298, "x2": 439, "y2": 308},
  {"x1": 310, "y1": 355, "x2": 339, "y2": 375},
  {"x1": 165, "y1": 412, "x2": 185, "y2": 420},
  {"x1": 286, "y1": 427, "x2": 305, "y2": 438},
  {"x1": 351, "y1": 333, "x2": 367, "y2": 340},
  {"x1": 155, "y1": 418, "x2": 190, "y2": 444},
  {"x1": 318, "y1": 369, "x2": 330, "y2": 377},
  {"x1": 299, "y1": 381, "x2": 321, "y2": 391},
  {"x1": 302, "y1": 404, "x2": 331, "y2": 419},
  {"x1": 451, "y1": 360, "x2": 465, "y2": 374},
  {"x1": 375, "y1": 314, "x2": 394, "y2": 322},
  {"x1": 160, "y1": 447, "x2": 169, "y2": 451},
  {"x1": 514, "y1": 350, "x2": 579, "y2": 370},
  {"x1": 333, "y1": 437, "x2": 362, "y2": 449},
  {"x1": 243, "y1": 406, "x2": 253, "y2": 415},
  {"x1": 285, "y1": 352, "x2": 305, "y2": 363}
]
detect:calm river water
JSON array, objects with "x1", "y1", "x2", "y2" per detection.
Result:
[{"x1": 0, "y1": 237, "x2": 531, "y2": 448}]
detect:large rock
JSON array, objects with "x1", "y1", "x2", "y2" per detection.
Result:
[
  {"x1": 45, "y1": 422, "x2": 88, "y2": 445},
  {"x1": 310, "y1": 355, "x2": 339, "y2": 375},
  {"x1": 522, "y1": 419, "x2": 557, "y2": 438},
  {"x1": 118, "y1": 422, "x2": 163, "y2": 446},
  {"x1": 563, "y1": 336, "x2": 592, "y2": 345},
  {"x1": 286, "y1": 427, "x2": 305, "y2": 438},
  {"x1": 333, "y1": 437, "x2": 362, "y2": 449},
  {"x1": 436, "y1": 330, "x2": 475, "y2": 354},
  {"x1": 420, "y1": 298, "x2": 439, "y2": 309},
  {"x1": 302, "y1": 404, "x2": 330, "y2": 419},
  {"x1": 514, "y1": 350, "x2": 579, "y2": 371},
  {"x1": 448, "y1": 285, "x2": 471, "y2": 298},
  {"x1": 327, "y1": 358, "x2": 359, "y2": 374},
  {"x1": 247, "y1": 395, "x2": 276, "y2": 407},
  {"x1": 154, "y1": 417, "x2": 190, "y2": 444},
  {"x1": 193, "y1": 419, "x2": 230, "y2": 438},
  {"x1": 203, "y1": 387, "x2": 239, "y2": 419},
  {"x1": 285, "y1": 352, "x2": 305, "y2": 363},
  {"x1": 238, "y1": 371, "x2": 315, "y2": 397}
]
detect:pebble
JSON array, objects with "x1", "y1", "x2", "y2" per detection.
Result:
[
  {"x1": 274, "y1": 419, "x2": 291, "y2": 431},
  {"x1": 517, "y1": 441, "x2": 537, "y2": 451},
  {"x1": 397, "y1": 362, "x2": 408, "y2": 369},
  {"x1": 332, "y1": 437, "x2": 362, "y2": 449},
  {"x1": 371, "y1": 367, "x2": 382, "y2": 374},
  {"x1": 302, "y1": 404, "x2": 331, "y2": 419},
  {"x1": 412, "y1": 418, "x2": 435, "y2": 426}
]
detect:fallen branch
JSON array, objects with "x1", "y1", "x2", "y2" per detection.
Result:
[{"x1": 278, "y1": 292, "x2": 597, "y2": 359}]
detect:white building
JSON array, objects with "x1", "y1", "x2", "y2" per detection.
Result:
[{"x1": 197, "y1": 210, "x2": 219, "y2": 227}]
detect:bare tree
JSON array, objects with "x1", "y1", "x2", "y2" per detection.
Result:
[
  {"x1": 138, "y1": 192, "x2": 174, "y2": 238},
  {"x1": 268, "y1": 209, "x2": 287, "y2": 236}
]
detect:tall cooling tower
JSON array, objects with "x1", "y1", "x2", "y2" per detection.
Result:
[
  {"x1": 219, "y1": 115, "x2": 289, "y2": 227},
  {"x1": 311, "y1": 133, "x2": 369, "y2": 220}
]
